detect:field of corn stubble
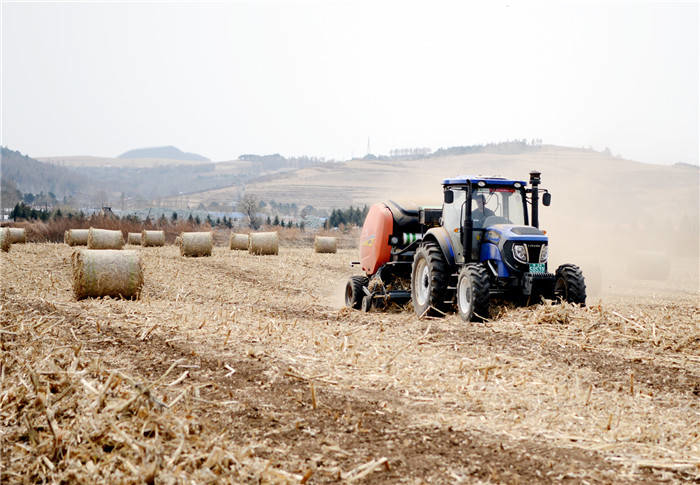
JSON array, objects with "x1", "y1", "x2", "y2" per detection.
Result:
[{"x1": 1, "y1": 242, "x2": 699, "y2": 483}]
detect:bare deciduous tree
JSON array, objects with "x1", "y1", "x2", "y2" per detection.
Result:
[{"x1": 238, "y1": 193, "x2": 260, "y2": 229}]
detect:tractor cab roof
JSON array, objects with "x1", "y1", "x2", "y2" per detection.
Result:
[{"x1": 442, "y1": 176, "x2": 527, "y2": 187}]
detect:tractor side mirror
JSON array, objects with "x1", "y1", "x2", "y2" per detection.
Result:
[
  {"x1": 444, "y1": 190, "x2": 454, "y2": 204},
  {"x1": 542, "y1": 192, "x2": 551, "y2": 206}
]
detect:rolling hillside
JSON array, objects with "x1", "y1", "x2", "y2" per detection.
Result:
[{"x1": 0, "y1": 147, "x2": 89, "y2": 199}]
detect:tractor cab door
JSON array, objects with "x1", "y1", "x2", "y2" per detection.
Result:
[{"x1": 442, "y1": 187, "x2": 466, "y2": 264}]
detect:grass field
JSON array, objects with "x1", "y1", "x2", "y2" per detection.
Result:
[{"x1": 2, "y1": 243, "x2": 698, "y2": 483}]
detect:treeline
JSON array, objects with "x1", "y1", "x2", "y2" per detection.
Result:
[
  {"x1": 263, "y1": 215, "x2": 305, "y2": 230},
  {"x1": 431, "y1": 139, "x2": 543, "y2": 158},
  {"x1": 325, "y1": 205, "x2": 369, "y2": 228},
  {"x1": 361, "y1": 139, "x2": 546, "y2": 162},
  {"x1": 238, "y1": 153, "x2": 326, "y2": 171}
]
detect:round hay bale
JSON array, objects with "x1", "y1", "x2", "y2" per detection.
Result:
[
  {"x1": 71, "y1": 249, "x2": 144, "y2": 299},
  {"x1": 141, "y1": 230, "x2": 165, "y2": 247},
  {"x1": 0, "y1": 227, "x2": 11, "y2": 252},
  {"x1": 88, "y1": 228, "x2": 125, "y2": 250},
  {"x1": 64, "y1": 229, "x2": 89, "y2": 246},
  {"x1": 180, "y1": 232, "x2": 212, "y2": 257},
  {"x1": 127, "y1": 232, "x2": 142, "y2": 245},
  {"x1": 8, "y1": 228, "x2": 26, "y2": 244},
  {"x1": 230, "y1": 233, "x2": 249, "y2": 250},
  {"x1": 314, "y1": 236, "x2": 337, "y2": 253},
  {"x1": 249, "y1": 232, "x2": 279, "y2": 255}
]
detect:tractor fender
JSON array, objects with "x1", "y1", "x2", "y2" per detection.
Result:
[{"x1": 423, "y1": 227, "x2": 456, "y2": 267}]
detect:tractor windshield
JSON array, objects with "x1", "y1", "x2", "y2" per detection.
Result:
[{"x1": 471, "y1": 187, "x2": 526, "y2": 228}]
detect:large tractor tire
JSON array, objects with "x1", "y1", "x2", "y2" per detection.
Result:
[
  {"x1": 456, "y1": 264, "x2": 490, "y2": 322},
  {"x1": 345, "y1": 275, "x2": 368, "y2": 310},
  {"x1": 411, "y1": 241, "x2": 450, "y2": 317},
  {"x1": 554, "y1": 264, "x2": 586, "y2": 305}
]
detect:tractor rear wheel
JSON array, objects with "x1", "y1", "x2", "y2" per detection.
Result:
[
  {"x1": 456, "y1": 264, "x2": 490, "y2": 322},
  {"x1": 345, "y1": 275, "x2": 368, "y2": 310},
  {"x1": 554, "y1": 264, "x2": 586, "y2": 305},
  {"x1": 411, "y1": 241, "x2": 449, "y2": 317}
]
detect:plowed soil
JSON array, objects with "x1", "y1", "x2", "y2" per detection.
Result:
[{"x1": 2, "y1": 243, "x2": 698, "y2": 483}]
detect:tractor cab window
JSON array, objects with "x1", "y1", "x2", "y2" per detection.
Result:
[{"x1": 471, "y1": 187, "x2": 526, "y2": 228}]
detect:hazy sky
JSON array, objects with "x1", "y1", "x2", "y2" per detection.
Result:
[{"x1": 1, "y1": 1, "x2": 698, "y2": 165}]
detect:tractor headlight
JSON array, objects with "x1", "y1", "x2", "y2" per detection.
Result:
[
  {"x1": 512, "y1": 243, "x2": 527, "y2": 263},
  {"x1": 539, "y1": 245, "x2": 548, "y2": 262}
]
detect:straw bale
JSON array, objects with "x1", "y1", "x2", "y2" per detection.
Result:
[
  {"x1": 64, "y1": 228, "x2": 89, "y2": 246},
  {"x1": 127, "y1": 232, "x2": 142, "y2": 245},
  {"x1": 0, "y1": 227, "x2": 11, "y2": 252},
  {"x1": 314, "y1": 236, "x2": 337, "y2": 253},
  {"x1": 88, "y1": 227, "x2": 125, "y2": 249},
  {"x1": 180, "y1": 231, "x2": 213, "y2": 257},
  {"x1": 141, "y1": 230, "x2": 165, "y2": 247},
  {"x1": 249, "y1": 231, "x2": 279, "y2": 255},
  {"x1": 230, "y1": 233, "x2": 249, "y2": 250},
  {"x1": 71, "y1": 249, "x2": 143, "y2": 299},
  {"x1": 8, "y1": 227, "x2": 26, "y2": 243}
]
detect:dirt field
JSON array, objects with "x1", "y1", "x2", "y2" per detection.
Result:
[{"x1": 2, "y1": 243, "x2": 699, "y2": 483}]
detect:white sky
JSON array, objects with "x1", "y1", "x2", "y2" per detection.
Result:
[{"x1": 1, "y1": 1, "x2": 698, "y2": 164}]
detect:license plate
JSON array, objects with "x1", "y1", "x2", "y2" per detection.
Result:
[{"x1": 529, "y1": 263, "x2": 545, "y2": 274}]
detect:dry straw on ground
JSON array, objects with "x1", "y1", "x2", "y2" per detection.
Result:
[
  {"x1": 2, "y1": 243, "x2": 698, "y2": 483},
  {"x1": 142, "y1": 230, "x2": 165, "y2": 247},
  {"x1": 88, "y1": 228, "x2": 125, "y2": 250},
  {"x1": 71, "y1": 249, "x2": 144, "y2": 299},
  {"x1": 64, "y1": 229, "x2": 89, "y2": 246},
  {"x1": 249, "y1": 231, "x2": 279, "y2": 255},
  {"x1": 229, "y1": 233, "x2": 249, "y2": 250},
  {"x1": 314, "y1": 236, "x2": 337, "y2": 253},
  {"x1": 180, "y1": 232, "x2": 212, "y2": 257},
  {"x1": 0, "y1": 227, "x2": 11, "y2": 252},
  {"x1": 127, "y1": 232, "x2": 142, "y2": 245},
  {"x1": 9, "y1": 227, "x2": 26, "y2": 243}
]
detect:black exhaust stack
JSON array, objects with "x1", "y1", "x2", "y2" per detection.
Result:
[{"x1": 529, "y1": 171, "x2": 541, "y2": 228}]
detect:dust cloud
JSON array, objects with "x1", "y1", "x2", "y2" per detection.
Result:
[{"x1": 541, "y1": 172, "x2": 699, "y2": 300}]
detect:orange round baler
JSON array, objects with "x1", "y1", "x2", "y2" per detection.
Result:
[{"x1": 360, "y1": 203, "x2": 394, "y2": 275}]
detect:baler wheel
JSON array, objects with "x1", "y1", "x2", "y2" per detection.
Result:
[
  {"x1": 345, "y1": 275, "x2": 368, "y2": 310},
  {"x1": 361, "y1": 295, "x2": 373, "y2": 313}
]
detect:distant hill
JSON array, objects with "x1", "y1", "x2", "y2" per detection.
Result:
[
  {"x1": 0, "y1": 147, "x2": 89, "y2": 200},
  {"x1": 118, "y1": 146, "x2": 209, "y2": 161}
]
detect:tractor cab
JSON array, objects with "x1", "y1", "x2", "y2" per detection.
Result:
[{"x1": 441, "y1": 176, "x2": 533, "y2": 264}]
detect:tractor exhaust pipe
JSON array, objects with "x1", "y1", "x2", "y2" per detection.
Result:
[{"x1": 530, "y1": 171, "x2": 541, "y2": 228}]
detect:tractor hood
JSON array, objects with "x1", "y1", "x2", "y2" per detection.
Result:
[
  {"x1": 479, "y1": 224, "x2": 549, "y2": 277},
  {"x1": 483, "y1": 224, "x2": 548, "y2": 244}
]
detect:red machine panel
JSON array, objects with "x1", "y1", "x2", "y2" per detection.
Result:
[{"x1": 360, "y1": 203, "x2": 394, "y2": 275}]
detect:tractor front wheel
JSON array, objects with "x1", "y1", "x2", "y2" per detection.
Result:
[
  {"x1": 554, "y1": 264, "x2": 586, "y2": 305},
  {"x1": 456, "y1": 264, "x2": 490, "y2": 322},
  {"x1": 411, "y1": 241, "x2": 449, "y2": 317},
  {"x1": 345, "y1": 275, "x2": 368, "y2": 310}
]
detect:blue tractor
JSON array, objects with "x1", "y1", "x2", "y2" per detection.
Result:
[{"x1": 345, "y1": 171, "x2": 586, "y2": 319}]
